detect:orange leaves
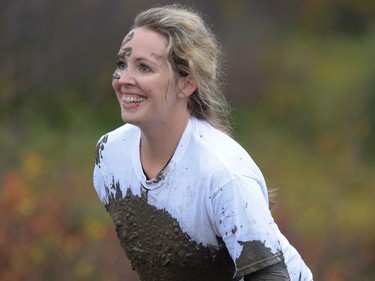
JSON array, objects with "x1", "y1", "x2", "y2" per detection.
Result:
[
  {"x1": 0, "y1": 152, "x2": 132, "y2": 280},
  {"x1": 20, "y1": 149, "x2": 45, "y2": 181},
  {"x1": 1, "y1": 171, "x2": 36, "y2": 218},
  {"x1": 83, "y1": 217, "x2": 107, "y2": 242}
]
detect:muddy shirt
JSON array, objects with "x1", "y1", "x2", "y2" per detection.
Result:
[{"x1": 93, "y1": 117, "x2": 313, "y2": 281}]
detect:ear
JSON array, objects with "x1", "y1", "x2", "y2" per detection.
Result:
[{"x1": 177, "y1": 75, "x2": 197, "y2": 98}]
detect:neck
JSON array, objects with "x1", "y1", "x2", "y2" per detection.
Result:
[{"x1": 139, "y1": 112, "x2": 190, "y2": 179}]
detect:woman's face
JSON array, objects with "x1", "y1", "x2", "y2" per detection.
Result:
[{"x1": 112, "y1": 27, "x2": 190, "y2": 129}]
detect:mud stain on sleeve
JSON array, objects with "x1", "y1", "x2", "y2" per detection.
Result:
[
  {"x1": 243, "y1": 260, "x2": 290, "y2": 281},
  {"x1": 236, "y1": 240, "x2": 285, "y2": 279},
  {"x1": 95, "y1": 134, "x2": 108, "y2": 167},
  {"x1": 231, "y1": 225, "x2": 238, "y2": 235},
  {"x1": 104, "y1": 181, "x2": 238, "y2": 281}
]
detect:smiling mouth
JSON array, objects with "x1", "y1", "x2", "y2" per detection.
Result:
[{"x1": 123, "y1": 96, "x2": 146, "y2": 103}]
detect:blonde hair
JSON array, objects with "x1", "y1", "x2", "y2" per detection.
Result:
[{"x1": 132, "y1": 4, "x2": 232, "y2": 133}]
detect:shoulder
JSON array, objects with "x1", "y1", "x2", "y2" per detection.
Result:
[
  {"x1": 95, "y1": 123, "x2": 138, "y2": 167},
  {"x1": 97, "y1": 123, "x2": 138, "y2": 145},
  {"x1": 191, "y1": 117, "x2": 241, "y2": 152},
  {"x1": 187, "y1": 118, "x2": 267, "y2": 197},
  {"x1": 95, "y1": 123, "x2": 139, "y2": 156},
  {"x1": 190, "y1": 118, "x2": 260, "y2": 177}
]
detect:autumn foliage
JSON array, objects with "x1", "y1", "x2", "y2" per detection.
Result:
[{"x1": 1, "y1": 1, "x2": 375, "y2": 280}]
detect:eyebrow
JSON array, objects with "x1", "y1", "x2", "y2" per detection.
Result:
[
  {"x1": 116, "y1": 52, "x2": 164, "y2": 64},
  {"x1": 150, "y1": 53, "x2": 163, "y2": 60}
]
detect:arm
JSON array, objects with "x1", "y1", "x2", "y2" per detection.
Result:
[
  {"x1": 211, "y1": 176, "x2": 288, "y2": 279},
  {"x1": 243, "y1": 260, "x2": 290, "y2": 281}
]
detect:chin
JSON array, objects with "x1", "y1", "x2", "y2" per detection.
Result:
[{"x1": 121, "y1": 113, "x2": 140, "y2": 125}]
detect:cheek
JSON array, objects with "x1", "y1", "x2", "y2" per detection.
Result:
[
  {"x1": 112, "y1": 81, "x2": 122, "y2": 100},
  {"x1": 112, "y1": 79, "x2": 118, "y2": 90}
]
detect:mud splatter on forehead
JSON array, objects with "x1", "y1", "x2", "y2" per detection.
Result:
[
  {"x1": 122, "y1": 31, "x2": 134, "y2": 45},
  {"x1": 118, "y1": 31, "x2": 134, "y2": 59},
  {"x1": 117, "y1": 47, "x2": 132, "y2": 60},
  {"x1": 119, "y1": 31, "x2": 134, "y2": 50}
]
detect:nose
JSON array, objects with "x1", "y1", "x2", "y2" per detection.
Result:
[{"x1": 112, "y1": 67, "x2": 136, "y2": 85}]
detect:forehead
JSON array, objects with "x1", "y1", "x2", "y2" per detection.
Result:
[{"x1": 119, "y1": 27, "x2": 168, "y2": 57}]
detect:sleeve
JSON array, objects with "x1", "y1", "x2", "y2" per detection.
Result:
[
  {"x1": 211, "y1": 175, "x2": 285, "y2": 278},
  {"x1": 93, "y1": 135, "x2": 109, "y2": 204},
  {"x1": 93, "y1": 162, "x2": 108, "y2": 204},
  {"x1": 243, "y1": 260, "x2": 290, "y2": 280}
]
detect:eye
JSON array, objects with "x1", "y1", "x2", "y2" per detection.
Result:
[
  {"x1": 116, "y1": 61, "x2": 128, "y2": 70},
  {"x1": 139, "y1": 64, "x2": 151, "y2": 73},
  {"x1": 113, "y1": 59, "x2": 128, "y2": 79}
]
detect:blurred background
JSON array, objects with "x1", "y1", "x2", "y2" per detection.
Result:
[{"x1": 1, "y1": 0, "x2": 374, "y2": 280}]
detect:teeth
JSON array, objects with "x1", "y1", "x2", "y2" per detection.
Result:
[{"x1": 123, "y1": 96, "x2": 146, "y2": 103}]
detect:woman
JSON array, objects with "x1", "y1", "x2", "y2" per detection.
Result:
[{"x1": 94, "y1": 4, "x2": 313, "y2": 281}]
